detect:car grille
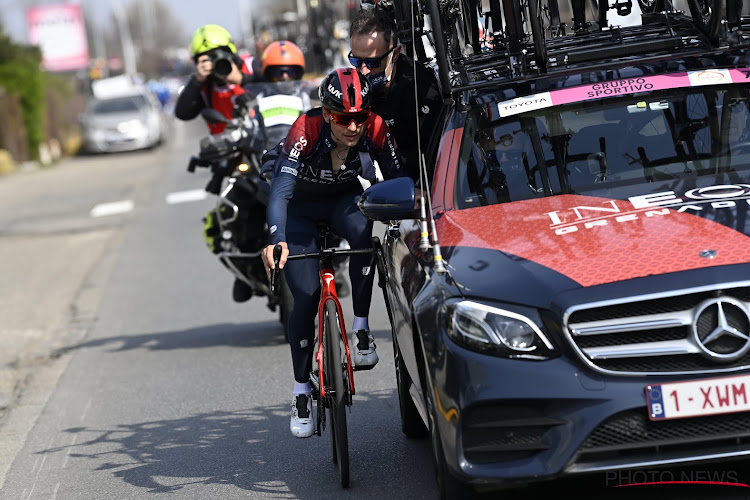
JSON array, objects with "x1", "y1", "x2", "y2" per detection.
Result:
[
  {"x1": 461, "y1": 404, "x2": 563, "y2": 464},
  {"x1": 574, "y1": 408, "x2": 750, "y2": 466},
  {"x1": 565, "y1": 285, "x2": 750, "y2": 374}
]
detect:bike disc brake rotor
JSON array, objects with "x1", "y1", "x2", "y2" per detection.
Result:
[{"x1": 317, "y1": 391, "x2": 325, "y2": 435}]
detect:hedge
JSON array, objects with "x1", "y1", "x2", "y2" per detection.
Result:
[{"x1": 0, "y1": 30, "x2": 45, "y2": 161}]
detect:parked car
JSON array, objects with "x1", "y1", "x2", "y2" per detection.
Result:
[
  {"x1": 79, "y1": 89, "x2": 165, "y2": 154},
  {"x1": 360, "y1": 0, "x2": 750, "y2": 497}
]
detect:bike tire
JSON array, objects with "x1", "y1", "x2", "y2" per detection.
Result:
[
  {"x1": 527, "y1": 0, "x2": 547, "y2": 73},
  {"x1": 324, "y1": 300, "x2": 349, "y2": 488},
  {"x1": 502, "y1": 0, "x2": 524, "y2": 56},
  {"x1": 440, "y1": 0, "x2": 480, "y2": 58},
  {"x1": 687, "y1": 0, "x2": 724, "y2": 40}
]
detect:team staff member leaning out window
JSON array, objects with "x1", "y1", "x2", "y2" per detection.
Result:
[{"x1": 261, "y1": 68, "x2": 405, "y2": 438}]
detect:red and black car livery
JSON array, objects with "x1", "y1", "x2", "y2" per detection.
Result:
[{"x1": 358, "y1": 8, "x2": 750, "y2": 494}]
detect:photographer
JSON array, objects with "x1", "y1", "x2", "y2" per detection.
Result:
[{"x1": 175, "y1": 24, "x2": 263, "y2": 135}]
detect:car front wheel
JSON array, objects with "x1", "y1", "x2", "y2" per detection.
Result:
[{"x1": 393, "y1": 336, "x2": 427, "y2": 438}]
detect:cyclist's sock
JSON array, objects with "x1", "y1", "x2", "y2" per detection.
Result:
[
  {"x1": 294, "y1": 381, "x2": 312, "y2": 395},
  {"x1": 352, "y1": 316, "x2": 369, "y2": 333}
]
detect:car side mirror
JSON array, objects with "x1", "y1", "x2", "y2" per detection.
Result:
[
  {"x1": 358, "y1": 177, "x2": 418, "y2": 221},
  {"x1": 200, "y1": 107, "x2": 231, "y2": 124}
]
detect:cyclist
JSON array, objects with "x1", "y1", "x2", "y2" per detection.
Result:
[
  {"x1": 174, "y1": 24, "x2": 263, "y2": 135},
  {"x1": 261, "y1": 68, "x2": 405, "y2": 438},
  {"x1": 349, "y1": 7, "x2": 443, "y2": 183},
  {"x1": 257, "y1": 43, "x2": 357, "y2": 297}
]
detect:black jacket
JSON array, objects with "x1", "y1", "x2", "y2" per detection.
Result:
[{"x1": 370, "y1": 54, "x2": 444, "y2": 183}]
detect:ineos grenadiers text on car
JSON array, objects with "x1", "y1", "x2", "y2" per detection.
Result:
[{"x1": 357, "y1": 0, "x2": 750, "y2": 496}]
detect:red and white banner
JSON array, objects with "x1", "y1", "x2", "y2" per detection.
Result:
[{"x1": 26, "y1": 3, "x2": 89, "y2": 72}]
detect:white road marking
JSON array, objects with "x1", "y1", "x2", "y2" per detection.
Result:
[
  {"x1": 90, "y1": 200, "x2": 134, "y2": 218},
  {"x1": 166, "y1": 189, "x2": 207, "y2": 204},
  {"x1": 61, "y1": 435, "x2": 78, "y2": 469}
]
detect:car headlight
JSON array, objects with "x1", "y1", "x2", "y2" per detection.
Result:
[{"x1": 444, "y1": 300, "x2": 556, "y2": 360}]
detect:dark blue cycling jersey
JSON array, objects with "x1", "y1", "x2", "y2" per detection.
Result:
[{"x1": 266, "y1": 107, "x2": 404, "y2": 244}]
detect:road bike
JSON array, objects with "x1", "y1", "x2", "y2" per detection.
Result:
[{"x1": 270, "y1": 226, "x2": 388, "y2": 487}]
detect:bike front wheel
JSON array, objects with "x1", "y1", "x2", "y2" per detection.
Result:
[{"x1": 323, "y1": 300, "x2": 349, "y2": 487}]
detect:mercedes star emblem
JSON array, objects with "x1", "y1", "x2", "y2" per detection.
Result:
[{"x1": 692, "y1": 297, "x2": 750, "y2": 363}]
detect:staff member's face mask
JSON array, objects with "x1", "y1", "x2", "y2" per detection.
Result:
[{"x1": 349, "y1": 33, "x2": 398, "y2": 91}]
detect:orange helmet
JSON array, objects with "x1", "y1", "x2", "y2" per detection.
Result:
[{"x1": 261, "y1": 41, "x2": 305, "y2": 81}]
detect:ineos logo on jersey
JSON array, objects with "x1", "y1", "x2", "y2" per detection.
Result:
[
  {"x1": 293, "y1": 136, "x2": 307, "y2": 151},
  {"x1": 361, "y1": 85, "x2": 369, "y2": 98},
  {"x1": 288, "y1": 135, "x2": 307, "y2": 161},
  {"x1": 300, "y1": 165, "x2": 359, "y2": 184}
]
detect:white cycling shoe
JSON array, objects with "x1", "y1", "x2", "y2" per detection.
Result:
[
  {"x1": 351, "y1": 330, "x2": 378, "y2": 370},
  {"x1": 290, "y1": 394, "x2": 314, "y2": 438}
]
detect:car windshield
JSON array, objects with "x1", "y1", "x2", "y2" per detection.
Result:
[
  {"x1": 455, "y1": 85, "x2": 750, "y2": 209},
  {"x1": 90, "y1": 95, "x2": 149, "y2": 114}
]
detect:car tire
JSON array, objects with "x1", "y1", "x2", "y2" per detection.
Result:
[{"x1": 393, "y1": 336, "x2": 428, "y2": 438}]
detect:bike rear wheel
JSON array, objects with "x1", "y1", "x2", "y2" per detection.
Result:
[
  {"x1": 687, "y1": 0, "x2": 724, "y2": 40},
  {"x1": 323, "y1": 300, "x2": 349, "y2": 488},
  {"x1": 527, "y1": 0, "x2": 548, "y2": 73}
]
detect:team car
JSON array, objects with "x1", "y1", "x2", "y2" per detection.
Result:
[{"x1": 358, "y1": 0, "x2": 750, "y2": 496}]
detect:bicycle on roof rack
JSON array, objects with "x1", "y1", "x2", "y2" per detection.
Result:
[{"x1": 387, "y1": 0, "x2": 750, "y2": 95}]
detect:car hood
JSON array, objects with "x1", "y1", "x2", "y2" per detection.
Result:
[{"x1": 436, "y1": 192, "x2": 750, "y2": 301}]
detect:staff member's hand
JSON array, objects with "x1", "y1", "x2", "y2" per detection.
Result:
[{"x1": 262, "y1": 242, "x2": 289, "y2": 276}]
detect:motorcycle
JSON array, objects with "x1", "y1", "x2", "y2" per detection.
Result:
[{"x1": 187, "y1": 96, "x2": 293, "y2": 340}]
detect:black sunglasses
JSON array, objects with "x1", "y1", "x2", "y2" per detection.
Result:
[
  {"x1": 266, "y1": 65, "x2": 303, "y2": 81},
  {"x1": 348, "y1": 46, "x2": 395, "y2": 70}
]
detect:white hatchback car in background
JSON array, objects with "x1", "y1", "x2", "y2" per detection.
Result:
[{"x1": 79, "y1": 88, "x2": 166, "y2": 154}]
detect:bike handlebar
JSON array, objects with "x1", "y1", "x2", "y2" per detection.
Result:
[{"x1": 269, "y1": 239, "x2": 383, "y2": 297}]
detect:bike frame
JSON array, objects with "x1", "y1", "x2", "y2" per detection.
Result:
[{"x1": 316, "y1": 261, "x2": 356, "y2": 399}]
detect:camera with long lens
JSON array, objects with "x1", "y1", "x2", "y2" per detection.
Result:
[{"x1": 210, "y1": 49, "x2": 234, "y2": 79}]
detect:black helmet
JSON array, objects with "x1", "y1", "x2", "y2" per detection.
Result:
[{"x1": 319, "y1": 68, "x2": 372, "y2": 113}]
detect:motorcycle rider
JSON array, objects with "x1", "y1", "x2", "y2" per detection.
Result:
[
  {"x1": 175, "y1": 24, "x2": 268, "y2": 303},
  {"x1": 349, "y1": 7, "x2": 443, "y2": 183},
  {"x1": 261, "y1": 68, "x2": 405, "y2": 437},
  {"x1": 253, "y1": 40, "x2": 313, "y2": 151}
]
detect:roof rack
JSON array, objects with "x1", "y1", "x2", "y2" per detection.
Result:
[{"x1": 400, "y1": 0, "x2": 750, "y2": 101}]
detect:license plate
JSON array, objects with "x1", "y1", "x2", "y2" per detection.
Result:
[{"x1": 646, "y1": 374, "x2": 750, "y2": 420}]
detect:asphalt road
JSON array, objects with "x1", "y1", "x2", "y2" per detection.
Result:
[{"x1": 2, "y1": 116, "x2": 750, "y2": 499}]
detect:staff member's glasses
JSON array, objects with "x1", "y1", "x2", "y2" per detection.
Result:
[{"x1": 348, "y1": 46, "x2": 395, "y2": 69}]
